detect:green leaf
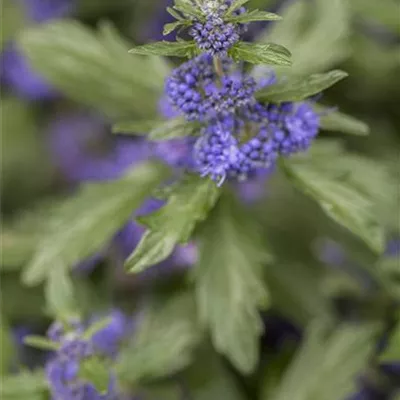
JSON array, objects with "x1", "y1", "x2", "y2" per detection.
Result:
[
  {"x1": 226, "y1": 10, "x2": 282, "y2": 23},
  {"x1": 129, "y1": 40, "x2": 198, "y2": 58},
  {"x1": 229, "y1": 42, "x2": 291, "y2": 66},
  {"x1": 45, "y1": 265, "x2": 77, "y2": 319},
  {"x1": 194, "y1": 190, "x2": 272, "y2": 374},
  {"x1": 281, "y1": 145, "x2": 385, "y2": 253},
  {"x1": 256, "y1": 70, "x2": 348, "y2": 102},
  {"x1": 225, "y1": 0, "x2": 250, "y2": 15},
  {"x1": 1, "y1": 0, "x2": 26, "y2": 51},
  {"x1": 19, "y1": 21, "x2": 168, "y2": 119},
  {"x1": 112, "y1": 119, "x2": 161, "y2": 135},
  {"x1": 379, "y1": 320, "x2": 400, "y2": 363},
  {"x1": 82, "y1": 317, "x2": 113, "y2": 340},
  {"x1": 264, "y1": 263, "x2": 333, "y2": 327},
  {"x1": 314, "y1": 105, "x2": 370, "y2": 136},
  {"x1": 24, "y1": 336, "x2": 59, "y2": 352},
  {"x1": 184, "y1": 346, "x2": 246, "y2": 400},
  {"x1": 173, "y1": 0, "x2": 204, "y2": 18},
  {"x1": 0, "y1": 316, "x2": 15, "y2": 375},
  {"x1": 260, "y1": 345, "x2": 296, "y2": 400},
  {"x1": 23, "y1": 162, "x2": 169, "y2": 286},
  {"x1": 270, "y1": 322, "x2": 380, "y2": 400},
  {"x1": 163, "y1": 21, "x2": 190, "y2": 36},
  {"x1": 350, "y1": 0, "x2": 400, "y2": 35},
  {"x1": 79, "y1": 357, "x2": 110, "y2": 394},
  {"x1": 167, "y1": 6, "x2": 184, "y2": 20},
  {"x1": 255, "y1": 0, "x2": 349, "y2": 77},
  {"x1": 126, "y1": 175, "x2": 220, "y2": 273},
  {"x1": 116, "y1": 291, "x2": 202, "y2": 384},
  {"x1": 0, "y1": 370, "x2": 48, "y2": 399},
  {"x1": 113, "y1": 117, "x2": 201, "y2": 141}
]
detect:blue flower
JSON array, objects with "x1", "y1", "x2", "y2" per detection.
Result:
[
  {"x1": 189, "y1": 0, "x2": 245, "y2": 56},
  {"x1": 0, "y1": 0, "x2": 73, "y2": 100},
  {"x1": 48, "y1": 112, "x2": 152, "y2": 184},
  {"x1": 45, "y1": 312, "x2": 131, "y2": 400},
  {"x1": 1, "y1": 43, "x2": 58, "y2": 100},
  {"x1": 21, "y1": 0, "x2": 74, "y2": 23}
]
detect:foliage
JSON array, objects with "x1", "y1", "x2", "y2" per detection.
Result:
[{"x1": 2, "y1": 0, "x2": 399, "y2": 399}]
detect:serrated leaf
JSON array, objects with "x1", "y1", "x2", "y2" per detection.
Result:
[
  {"x1": 225, "y1": 0, "x2": 250, "y2": 15},
  {"x1": 281, "y1": 146, "x2": 385, "y2": 254},
  {"x1": 129, "y1": 40, "x2": 197, "y2": 58},
  {"x1": 226, "y1": 10, "x2": 282, "y2": 23},
  {"x1": 264, "y1": 263, "x2": 333, "y2": 327},
  {"x1": 23, "y1": 162, "x2": 169, "y2": 286},
  {"x1": 19, "y1": 21, "x2": 168, "y2": 119},
  {"x1": 174, "y1": 0, "x2": 204, "y2": 18},
  {"x1": 167, "y1": 6, "x2": 184, "y2": 21},
  {"x1": 116, "y1": 291, "x2": 202, "y2": 384},
  {"x1": 229, "y1": 42, "x2": 291, "y2": 66},
  {"x1": 0, "y1": 316, "x2": 14, "y2": 375},
  {"x1": 0, "y1": 370, "x2": 48, "y2": 399},
  {"x1": 194, "y1": 190, "x2": 272, "y2": 374},
  {"x1": 254, "y1": 0, "x2": 349, "y2": 77},
  {"x1": 112, "y1": 120, "x2": 162, "y2": 135},
  {"x1": 24, "y1": 336, "x2": 59, "y2": 352},
  {"x1": 126, "y1": 175, "x2": 219, "y2": 273},
  {"x1": 184, "y1": 346, "x2": 246, "y2": 400},
  {"x1": 45, "y1": 265, "x2": 77, "y2": 319},
  {"x1": 163, "y1": 21, "x2": 190, "y2": 36},
  {"x1": 314, "y1": 105, "x2": 370, "y2": 136},
  {"x1": 113, "y1": 117, "x2": 201, "y2": 141},
  {"x1": 256, "y1": 70, "x2": 348, "y2": 102},
  {"x1": 82, "y1": 317, "x2": 113, "y2": 340},
  {"x1": 79, "y1": 357, "x2": 110, "y2": 394},
  {"x1": 270, "y1": 322, "x2": 380, "y2": 400},
  {"x1": 379, "y1": 322, "x2": 400, "y2": 363}
]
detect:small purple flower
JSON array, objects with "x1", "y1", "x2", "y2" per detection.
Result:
[
  {"x1": 1, "y1": 0, "x2": 73, "y2": 100},
  {"x1": 189, "y1": 0, "x2": 244, "y2": 56},
  {"x1": 21, "y1": 0, "x2": 74, "y2": 23},
  {"x1": 47, "y1": 112, "x2": 152, "y2": 183},
  {"x1": 190, "y1": 18, "x2": 240, "y2": 56},
  {"x1": 45, "y1": 312, "x2": 131, "y2": 400},
  {"x1": 1, "y1": 42, "x2": 58, "y2": 100}
]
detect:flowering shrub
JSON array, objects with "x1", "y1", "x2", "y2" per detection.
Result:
[{"x1": 1, "y1": 0, "x2": 399, "y2": 399}]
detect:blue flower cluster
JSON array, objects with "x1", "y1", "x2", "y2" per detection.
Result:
[
  {"x1": 45, "y1": 311, "x2": 130, "y2": 400},
  {"x1": 189, "y1": 0, "x2": 246, "y2": 55},
  {"x1": 163, "y1": 56, "x2": 321, "y2": 185}
]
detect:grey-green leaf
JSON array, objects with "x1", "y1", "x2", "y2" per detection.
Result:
[
  {"x1": 225, "y1": 0, "x2": 250, "y2": 16},
  {"x1": 270, "y1": 322, "x2": 380, "y2": 400},
  {"x1": 256, "y1": 70, "x2": 348, "y2": 102},
  {"x1": 45, "y1": 264, "x2": 77, "y2": 319},
  {"x1": 314, "y1": 104, "x2": 370, "y2": 136},
  {"x1": 229, "y1": 42, "x2": 291, "y2": 66},
  {"x1": 281, "y1": 145, "x2": 385, "y2": 253},
  {"x1": 129, "y1": 40, "x2": 198, "y2": 58},
  {"x1": 23, "y1": 162, "x2": 169, "y2": 286},
  {"x1": 113, "y1": 117, "x2": 201, "y2": 141},
  {"x1": 379, "y1": 320, "x2": 400, "y2": 363},
  {"x1": 194, "y1": 190, "x2": 272, "y2": 374},
  {"x1": 24, "y1": 336, "x2": 59, "y2": 351},
  {"x1": 163, "y1": 21, "x2": 190, "y2": 36},
  {"x1": 19, "y1": 21, "x2": 168, "y2": 119},
  {"x1": 116, "y1": 291, "x2": 202, "y2": 384},
  {"x1": 79, "y1": 357, "x2": 110, "y2": 394},
  {"x1": 0, "y1": 316, "x2": 15, "y2": 375},
  {"x1": 226, "y1": 10, "x2": 282, "y2": 23},
  {"x1": 0, "y1": 370, "x2": 48, "y2": 399},
  {"x1": 126, "y1": 175, "x2": 220, "y2": 273}
]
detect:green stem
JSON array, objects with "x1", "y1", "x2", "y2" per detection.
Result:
[{"x1": 213, "y1": 56, "x2": 224, "y2": 79}]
